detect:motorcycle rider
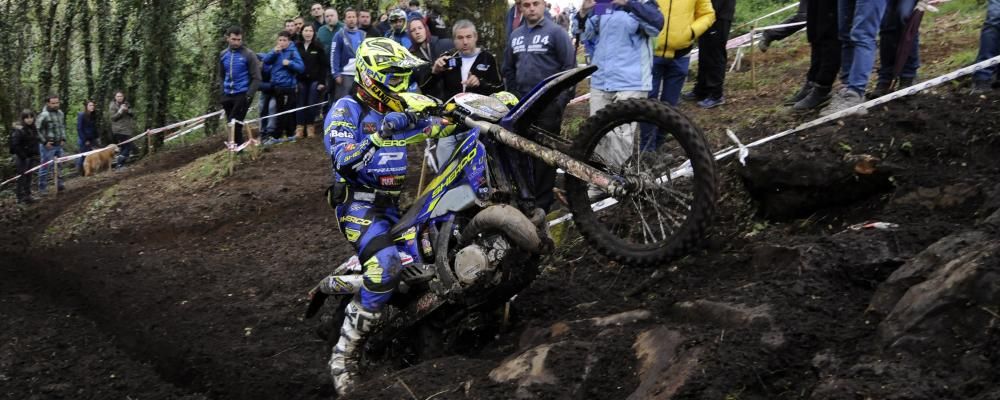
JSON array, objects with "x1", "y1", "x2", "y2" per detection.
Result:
[{"x1": 318, "y1": 36, "x2": 454, "y2": 395}]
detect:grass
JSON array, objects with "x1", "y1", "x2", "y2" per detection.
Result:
[
  {"x1": 42, "y1": 184, "x2": 120, "y2": 242},
  {"x1": 176, "y1": 150, "x2": 243, "y2": 187}
]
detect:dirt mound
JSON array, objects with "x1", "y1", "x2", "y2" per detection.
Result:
[{"x1": 1, "y1": 88, "x2": 999, "y2": 399}]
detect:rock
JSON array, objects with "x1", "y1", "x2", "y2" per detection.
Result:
[
  {"x1": 868, "y1": 230, "x2": 989, "y2": 317},
  {"x1": 588, "y1": 309, "x2": 652, "y2": 327},
  {"x1": 876, "y1": 237, "x2": 1000, "y2": 352},
  {"x1": 489, "y1": 341, "x2": 594, "y2": 399},
  {"x1": 739, "y1": 150, "x2": 895, "y2": 220},
  {"x1": 669, "y1": 300, "x2": 772, "y2": 328},
  {"x1": 893, "y1": 183, "x2": 981, "y2": 210},
  {"x1": 627, "y1": 326, "x2": 702, "y2": 400}
]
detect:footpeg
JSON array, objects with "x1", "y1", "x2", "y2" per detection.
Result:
[{"x1": 400, "y1": 263, "x2": 435, "y2": 285}]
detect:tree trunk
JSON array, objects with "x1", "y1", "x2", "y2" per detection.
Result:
[
  {"x1": 35, "y1": 0, "x2": 60, "y2": 101},
  {"x1": 57, "y1": 0, "x2": 84, "y2": 110},
  {"x1": 81, "y1": 0, "x2": 97, "y2": 98}
]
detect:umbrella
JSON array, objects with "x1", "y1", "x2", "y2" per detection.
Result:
[{"x1": 892, "y1": 0, "x2": 944, "y2": 88}]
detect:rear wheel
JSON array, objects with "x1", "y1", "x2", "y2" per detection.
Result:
[{"x1": 565, "y1": 98, "x2": 717, "y2": 266}]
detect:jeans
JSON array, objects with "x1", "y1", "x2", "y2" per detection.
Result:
[
  {"x1": 114, "y1": 134, "x2": 135, "y2": 166},
  {"x1": 334, "y1": 75, "x2": 356, "y2": 102},
  {"x1": 650, "y1": 57, "x2": 690, "y2": 106},
  {"x1": 38, "y1": 144, "x2": 64, "y2": 192},
  {"x1": 296, "y1": 80, "x2": 323, "y2": 126},
  {"x1": 591, "y1": 89, "x2": 647, "y2": 167},
  {"x1": 877, "y1": 0, "x2": 920, "y2": 84},
  {"x1": 838, "y1": 0, "x2": 888, "y2": 95},
  {"x1": 974, "y1": 0, "x2": 1000, "y2": 82},
  {"x1": 434, "y1": 131, "x2": 471, "y2": 170},
  {"x1": 258, "y1": 93, "x2": 278, "y2": 136}
]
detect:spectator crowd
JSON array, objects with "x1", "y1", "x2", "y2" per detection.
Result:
[{"x1": 8, "y1": 0, "x2": 1000, "y2": 205}]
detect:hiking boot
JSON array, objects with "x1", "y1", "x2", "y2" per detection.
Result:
[
  {"x1": 784, "y1": 81, "x2": 815, "y2": 106},
  {"x1": 306, "y1": 124, "x2": 317, "y2": 138},
  {"x1": 696, "y1": 96, "x2": 725, "y2": 109},
  {"x1": 819, "y1": 88, "x2": 866, "y2": 116},
  {"x1": 868, "y1": 81, "x2": 892, "y2": 99},
  {"x1": 757, "y1": 38, "x2": 772, "y2": 53},
  {"x1": 681, "y1": 91, "x2": 702, "y2": 102},
  {"x1": 294, "y1": 125, "x2": 305, "y2": 139},
  {"x1": 970, "y1": 80, "x2": 992, "y2": 95},
  {"x1": 898, "y1": 77, "x2": 914, "y2": 88},
  {"x1": 329, "y1": 299, "x2": 380, "y2": 396},
  {"x1": 792, "y1": 85, "x2": 832, "y2": 111}
]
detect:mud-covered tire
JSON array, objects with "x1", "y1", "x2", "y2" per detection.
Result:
[{"x1": 565, "y1": 98, "x2": 717, "y2": 266}]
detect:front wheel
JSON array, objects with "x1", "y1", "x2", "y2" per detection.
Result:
[{"x1": 564, "y1": 98, "x2": 718, "y2": 266}]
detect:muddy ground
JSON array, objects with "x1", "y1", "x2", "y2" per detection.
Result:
[{"x1": 2, "y1": 87, "x2": 1000, "y2": 400}]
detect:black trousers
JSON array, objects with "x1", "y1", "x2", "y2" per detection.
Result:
[
  {"x1": 763, "y1": 0, "x2": 808, "y2": 42},
  {"x1": 527, "y1": 100, "x2": 566, "y2": 212},
  {"x1": 221, "y1": 93, "x2": 250, "y2": 144},
  {"x1": 273, "y1": 86, "x2": 297, "y2": 138},
  {"x1": 807, "y1": 39, "x2": 841, "y2": 86},
  {"x1": 693, "y1": 18, "x2": 733, "y2": 100},
  {"x1": 15, "y1": 155, "x2": 38, "y2": 200}
]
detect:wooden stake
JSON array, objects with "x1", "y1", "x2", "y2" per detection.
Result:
[{"x1": 750, "y1": 25, "x2": 758, "y2": 92}]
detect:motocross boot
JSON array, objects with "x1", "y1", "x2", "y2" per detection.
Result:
[{"x1": 329, "y1": 298, "x2": 380, "y2": 395}]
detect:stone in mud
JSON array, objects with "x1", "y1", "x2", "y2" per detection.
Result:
[
  {"x1": 868, "y1": 230, "x2": 990, "y2": 317},
  {"x1": 627, "y1": 326, "x2": 702, "y2": 400},
  {"x1": 489, "y1": 340, "x2": 594, "y2": 399},
  {"x1": 875, "y1": 237, "x2": 1000, "y2": 352},
  {"x1": 738, "y1": 151, "x2": 896, "y2": 220}
]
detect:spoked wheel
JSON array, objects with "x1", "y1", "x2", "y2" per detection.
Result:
[{"x1": 565, "y1": 98, "x2": 718, "y2": 266}]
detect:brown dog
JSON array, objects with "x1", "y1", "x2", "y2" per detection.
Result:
[{"x1": 83, "y1": 144, "x2": 119, "y2": 176}]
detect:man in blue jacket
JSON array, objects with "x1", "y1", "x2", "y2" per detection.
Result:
[
  {"x1": 502, "y1": 0, "x2": 575, "y2": 212},
  {"x1": 219, "y1": 26, "x2": 262, "y2": 145},
  {"x1": 331, "y1": 8, "x2": 367, "y2": 102},
  {"x1": 583, "y1": 0, "x2": 662, "y2": 193},
  {"x1": 261, "y1": 31, "x2": 305, "y2": 141}
]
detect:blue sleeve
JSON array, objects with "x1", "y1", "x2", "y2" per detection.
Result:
[
  {"x1": 323, "y1": 101, "x2": 373, "y2": 173},
  {"x1": 262, "y1": 51, "x2": 277, "y2": 64},
  {"x1": 331, "y1": 33, "x2": 342, "y2": 77},
  {"x1": 557, "y1": 29, "x2": 576, "y2": 72},
  {"x1": 288, "y1": 48, "x2": 305, "y2": 73},
  {"x1": 501, "y1": 34, "x2": 516, "y2": 95},
  {"x1": 582, "y1": 14, "x2": 598, "y2": 42},
  {"x1": 76, "y1": 113, "x2": 84, "y2": 139},
  {"x1": 627, "y1": 0, "x2": 664, "y2": 36}
]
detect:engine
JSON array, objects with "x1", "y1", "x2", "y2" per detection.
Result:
[{"x1": 453, "y1": 235, "x2": 511, "y2": 286}]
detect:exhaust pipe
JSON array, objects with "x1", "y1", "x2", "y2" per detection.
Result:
[{"x1": 460, "y1": 205, "x2": 543, "y2": 253}]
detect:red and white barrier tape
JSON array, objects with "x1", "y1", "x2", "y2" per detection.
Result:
[{"x1": 548, "y1": 54, "x2": 1000, "y2": 227}]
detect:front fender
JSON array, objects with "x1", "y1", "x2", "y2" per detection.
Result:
[{"x1": 501, "y1": 65, "x2": 597, "y2": 134}]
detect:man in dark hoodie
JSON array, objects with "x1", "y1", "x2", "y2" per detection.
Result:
[{"x1": 219, "y1": 26, "x2": 262, "y2": 145}]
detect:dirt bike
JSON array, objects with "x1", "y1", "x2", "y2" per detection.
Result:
[{"x1": 306, "y1": 64, "x2": 718, "y2": 362}]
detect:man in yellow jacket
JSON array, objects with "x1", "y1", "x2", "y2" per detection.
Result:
[
  {"x1": 640, "y1": 0, "x2": 714, "y2": 152},
  {"x1": 650, "y1": 0, "x2": 715, "y2": 106}
]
